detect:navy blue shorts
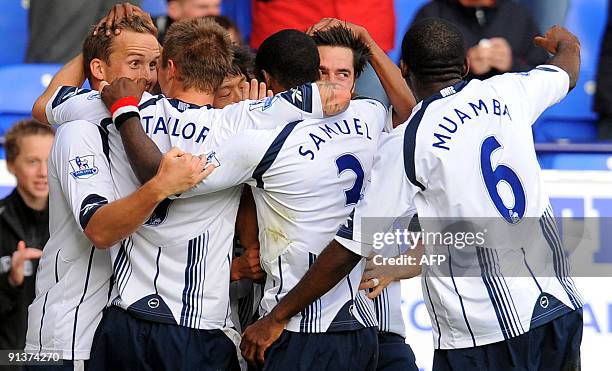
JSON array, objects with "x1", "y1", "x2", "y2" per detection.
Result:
[
  {"x1": 376, "y1": 333, "x2": 419, "y2": 371},
  {"x1": 262, "y1": 327, "x2": 378, "y2": 371},
  {"x1": 432, "y1": 309, "x2": 583, "y2": 371},
  {"x1": 87, "y1": 306, "x2": 240, "y2": 371}
]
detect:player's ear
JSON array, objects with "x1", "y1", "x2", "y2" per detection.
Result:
[
  {"x1": 399, "y1": 60, "x2": 409, "y2": 78},
  {"x1": 90, "y1": 58, "x2": 106, "y2": 83},
  {"x1": 6, "y1": 160, "x2": 15, "y2": 175},
  {"x1": 462, "y1": 57, "x2": 470, "y2": 78},
  {"x1": 167, "y1": 59, "x2": 177, "y2": 80}
]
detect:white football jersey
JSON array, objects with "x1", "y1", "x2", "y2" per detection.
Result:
[
  {"x1": 336, "y1": 65, "x2": 583, "y2": 349},
  {"x1": 179, "y1": 98, "x2": 387, "y2": 332},
  {"x1": 25, "y1": 121, "x2": 114, "y2": 360},
  {"x1": 45, "y1": 84, "x2": 326, "y2": 330}
]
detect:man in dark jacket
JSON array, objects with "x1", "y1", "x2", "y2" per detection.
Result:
[
  {"x1": 0, "y1": 120, "x2": 54, "y2": 361},
  {"x1": 412, "y1": 0, "x2": 549, "y2": 80}
]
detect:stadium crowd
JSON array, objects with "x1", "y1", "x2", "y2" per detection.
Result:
[{"x1": 0, "y1": 0, "x2": 603, "y2": 370}]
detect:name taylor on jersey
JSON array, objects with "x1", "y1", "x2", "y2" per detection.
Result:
[{"x1": 142, "y1": 114, "x2": 210, "y2": 144}]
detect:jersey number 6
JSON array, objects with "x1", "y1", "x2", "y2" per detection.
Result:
[{"x1": 480, "y1": 136, "x2": 526, "y2": 224}]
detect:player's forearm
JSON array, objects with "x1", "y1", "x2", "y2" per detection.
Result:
[
  {"x1": 119, "y1": 116, "x2": 163, "y2": 184},
  {"x1": 269, "y1": 240, "x2": 362, "y2": 324},
  {"x1": 367, "y1": 38, "x2": 416, "y2": 126},
  {"x1": 84, "y1": 178, "x2": 167, "y2": 249},
  {"x1": 549, "y1": 40, "x2": 581, "y2": 91},
  {"x1": 394, "y1": 241, "x2": 424, "y2": 280},
  {"x1": 32, "y1": 54, "x2": 86, "y2": 124}
]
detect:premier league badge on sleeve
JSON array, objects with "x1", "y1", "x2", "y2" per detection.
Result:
[{"x1": 69, "y1": 155, "x2": 99, "y2": 179}]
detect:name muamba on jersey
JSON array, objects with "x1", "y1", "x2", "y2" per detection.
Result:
[
  {"x1": 299, "y1": 117, "x2": 373, "y2": 160},
  {"x1": 432, "y1": 97, "x2": 512, "y2": 151},
  {"x1": 142, "y1": 115, "x2": 209, "y2": 143}
]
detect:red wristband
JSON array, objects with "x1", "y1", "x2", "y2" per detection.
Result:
[{"x1": 110, "y1": 96, "x2": 139, "y2": 116}]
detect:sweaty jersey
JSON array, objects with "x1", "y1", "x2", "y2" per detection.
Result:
[
  {"x1": 337, "y1": 65, "x2": 583, "y2": 349},
  {"x1": 45, "y1": 84, "x2": 327, "y2": 330},
  {"x1": 179, "y1": 98, "x2": 388, "y2": 332},
  {"x1": 25, "y1": 121, "x2": 114, "y2": 360}
]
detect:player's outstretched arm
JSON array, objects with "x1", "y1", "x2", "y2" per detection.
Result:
[
  {"x1": 308, "y1": 18, "x2": 416, "y2": 126},
  {"x1": 31, "y1": 54, "x2": 86, "y2": 124},
  {"x1": 85, "y1": 148, "x2": 212, "y2": 248},
  {"x1": 240, "y1": 240, "x2": 361, "y2": 366},
  {"x1": 534, "y1": 26, "x2": 581, "y2": 91}
]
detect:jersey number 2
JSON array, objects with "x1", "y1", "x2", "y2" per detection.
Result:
[
  {"x1": 336, "y1": 154, "x2": 365, "y2": 206},
  {"x1": 480, "y1": 136, "x2": 526, "y2": 224}
]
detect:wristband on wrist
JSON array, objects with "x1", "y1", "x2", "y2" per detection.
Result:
[{"x1": 110, "y1": 96, "x2": 140, "y2": 129}]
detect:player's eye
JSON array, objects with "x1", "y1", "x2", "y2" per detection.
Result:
[
  {"x1": 129, "y1": 60, "x2": 141, "y2": 68},
  {"x1": 150, "y1": 61, "x2": 158, "y2": 69}
]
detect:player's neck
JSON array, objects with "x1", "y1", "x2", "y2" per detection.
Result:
[
  {"x1": 414, "y1": 78, "x2": 463, "y2": 102},
  {"x1": 172, "y1": 88, "x2": 214, "y2": 106}
]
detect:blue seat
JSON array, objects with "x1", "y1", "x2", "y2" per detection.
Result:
[
  {"x1": 534, "y1": 0, "x2": 607, "y2": 142},
  {"x1": 142, "y1": 0, "x2": 167, "y2": 18},
  {"x1": 0, "y1": 1, "x2": 28, "y2": 65},
  {"x1": 0, "y1": 64, "x2": 62, "y2": 135},
  {"x1": 539, "y1": 153, "x2": 612, "y2": 170}
]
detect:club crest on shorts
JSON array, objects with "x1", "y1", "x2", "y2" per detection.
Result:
[{"x1": 69, "y1": 155, "x2": 99, "y2": 179}]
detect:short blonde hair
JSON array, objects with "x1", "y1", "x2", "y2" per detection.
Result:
[{"x1": 163, "y1": 17, "x2": 233, "y2": 93}]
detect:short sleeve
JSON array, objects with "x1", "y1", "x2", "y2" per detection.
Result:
[
  {"x1": 486, "y1": 65, "x2": 570, "y2": 126},
  {"x1": 335, "y1": 129, "x2": 419, "y2": 257},
  {"x1": 210, "y1": 83, "x2": 324, "y2": 143},
  {"x1": 45, "y1": 86, "x2": 109, "y2": 125},
  {"x1": 51, "y1": 120, "x2": 117, "y2": 231}
]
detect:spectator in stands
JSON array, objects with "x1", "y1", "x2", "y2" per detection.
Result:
[
  {"x1": 0, "y1": 120, "x2": 54, "y2": 364},
  {"x1": 250, "y1": 0, "x2": 395, "y2": 52},
  {"x1": 595, "y1": 3, "x2": 612, "y2": 140},
  {"x1": 412, "y1": 0, "x2": 549, "y2": 80},
  {"x1": 154, "y1": 0, "x2": 222, "y2": 43},
  {"x1": 26, "y1": 0, "x2": 134, "y2": 63}
]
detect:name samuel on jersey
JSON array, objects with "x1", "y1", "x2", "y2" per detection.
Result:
[{"x1": 299, "y1": 117, "x2": 373, "y2": 160}]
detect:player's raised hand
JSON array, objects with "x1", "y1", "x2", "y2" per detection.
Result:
[
  {"x1": 240, "y1": 79, "x2": 273, "y2": 101},
  {"x1": 306, "y1": 18, "x2": 371, "y2": 45},
  {"x1": 94, "y1": 2, "x2": 157, "y2": 36},
  {"x1": 8, "y1": 241, "x2": 43, "y2": 287},
  {"x1": 100, "y1": 77, "x2": 148, "y2": 111},
  {"x1": 152, "y1": 147, "x2": 215, "y2": 197},
  {"x1": 240, "y1": 315, "x2": 285, "y2": 367},
  {"x1": 534, "y1": 25, "x2": 580, "y2": 55},
  {"x1": 316, "y1": 81, "x2": 352, "y2": 117}
]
